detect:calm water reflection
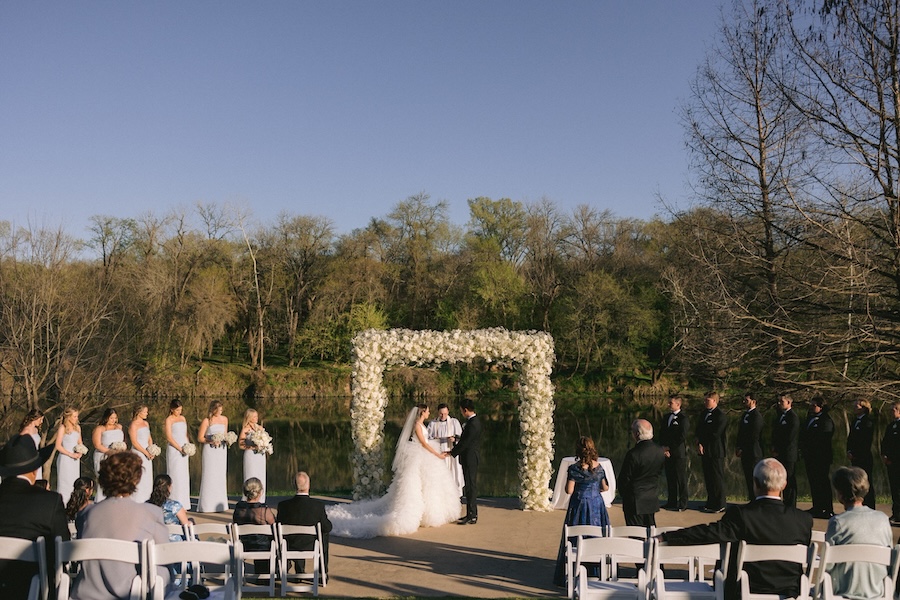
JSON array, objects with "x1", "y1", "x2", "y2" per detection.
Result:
[{"x1": 47, "y1": 397, "x2": 886, "y2": 502}]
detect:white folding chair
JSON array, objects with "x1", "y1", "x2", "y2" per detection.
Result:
[
  {"x1": 166, "y1": 524, "x2": 188, "y2": 540},
  {"x1": 815, "y1": 542, "x2": 898, "y2": 600},
  {"x1": 610, "y1": 525, "x2": 652, "y2": 539},
  {"x1": 574, "y1": 536, "x2": 650, "y2": 600},
  {"x1": 146, "y1": 539, "x2": 241, "y2": 600},
  {"x1": 231, "y1": 523, "x2": 276, "y2": 597},
  {"x1": 55, "y1": 537, "x2": 146, "y2": 600},
  {"x1": 0, "y1": 536, "x2": 48, "y2": 600},
  {"x1": 187, "y1": 522, "x2": 232, "y2": 543},
  {"x1": 735, "y1": 541, "x2": 813, "y2": 600},
  {"x1": 275, "y1": 523, "x2": 320, "y2": 597},
  {"x1": 651, "y1": 540, "x2": 729, "y2": 600},
  {"x1": 564, "y1": 525, "x2": 608, "y2": 598},
  {"x1": 315, "y1": 522, "x2": 327, "y2": 588}
]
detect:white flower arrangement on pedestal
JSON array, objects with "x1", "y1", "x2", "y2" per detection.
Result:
[{"x1": 350, "y1": 327, "x2": 555, "y2": 510}]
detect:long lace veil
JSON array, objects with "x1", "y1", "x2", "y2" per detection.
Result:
[{"x1": 392, "y1": 406, "x2": 420, "y2": 472}]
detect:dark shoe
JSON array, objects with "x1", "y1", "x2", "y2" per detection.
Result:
[
  {"x1": 467, "y1": 517, "x2": 477, "y2": 524},
  {"x1": 890, "y1": 518, "x2": 900, "y2": 527},
  {"x1": 702, "y1": 506, "x2": 725, "y2": 514},
  {"x1": 457, "y1": 516, "x2": 471, "y2": 524},
  {"x1": 460, "y1": 495, "x2": 467, "y2": 505}
]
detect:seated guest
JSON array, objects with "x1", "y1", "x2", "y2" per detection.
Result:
[
  {"x1": 147, "y1": 473, "x2": 190, "y2": 541},
  {"x1": 66, "y1": 476, "x2": 95, "y2": 524},
  {"x1": 825, "y1": 467, "x2": 892, "y2": 600},
  {"x1": 233, "y1": 477, "x2": 275, "y2": 576},
  {"x1": 277, "y1": 471, "x2": 333, "y2": 575},
  {"x1": 0, "y1": 434, "x2": 68, "y2": 599},
  {"x1": 71, "y1": 451, "x2": 169, "y2": 600},
  {"x1": 658, "y1": 458, "x2": 813, "y2": 600}
]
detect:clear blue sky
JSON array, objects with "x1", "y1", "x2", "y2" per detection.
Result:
[{"x1": 0, "y1": 2, "x2": 722, "y2": 237}]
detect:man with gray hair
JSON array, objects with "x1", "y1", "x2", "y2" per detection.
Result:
[
  {"x1": 276, "y1": 471, "x2": 333, "y2": 576},
  {"x1": 658, "y1": 458, "x2": 813, "y2": 600},
  {"x1": 618, "y1": 419, "x2": 665, "y2": 526}
]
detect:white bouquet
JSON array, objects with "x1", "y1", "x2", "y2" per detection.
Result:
[
  {"x1": 73, "y1": 443, "x2": 88, "y2": 456},
  {"x1": 181, "y1": 442, "x2": 196, "y2": 457},
  {"x1": 209, "y1": 432, "x2": 225, "y2": 446},
  {"x1": 225, "y1": 431, "x2": 238, "y2": 447},
  {"x1": 109, "y1": 441, "x2": 127, "y2": 452},
  {"x1": 147, "y1": 443, "x2": 161, "y2": 458},
  {"x1": 248, "y1": 427, "x2": 274, "y2": 455}
]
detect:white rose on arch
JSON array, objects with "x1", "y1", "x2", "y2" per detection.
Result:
[{"x1": 349, "y1": 327, "x2": 555, "y2": 510}]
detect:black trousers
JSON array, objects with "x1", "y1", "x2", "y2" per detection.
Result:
[
  {"x1": 887, "y1": 460, "x2": 900, "y2": 520},
  {"x1": 461, "y1": 458, "x2": 479, "y2": 518},
  {"x1": 782, "y1": 460, "x2": 798, "y2": 508},
  {"x1": 851, "y1": 454, "x2": 876, "y2": 509},
  {"x1": 664, "y1": 455, "x2": 689, "y2": 509},
  {"x1": 623, "y1": 510, "x2": 655, "y2": 528},
  {"x1": 804, "y1": 457, "x2": 833, "y2": 513},
  {"x1": 701, "y1": 453, "x2": 725, "y2": 510},
  {"x1": 740, "y1": 453, "x2": 761, "y2": 502}
]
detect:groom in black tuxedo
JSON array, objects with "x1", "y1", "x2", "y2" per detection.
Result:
[{"x1": 448, "y1": 399, "x2": 482, "y2": 524}]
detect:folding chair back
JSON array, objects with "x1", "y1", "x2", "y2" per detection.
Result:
[
  {"x1": 55, "y1": 537, "x2": 146, "y2": 600},
  {"x1": 574, "y1": 536, "x2": 650, "y2": 600},
  {"x1": 0, "y1": 536, "x2": 48, "y2": 600},
  {"x1": 563, "y1": 525, "x2": 607, "y2": 597},
  {"x1": 816, "y1": 542, "x2": 897, "y2": 600},
  {"x1": 275, "y1": 523, "x2": 320, "y2": 597},
  {"x1": 187, "y1": 522, "x2": 232, "y2": 543},
  {"x1": 736, "y1": 541, "x2": 812, "y2": 600},
  {"x1": 146, "y1": 539, "x2": 241, "y2": 600},
  {"x1": 652, "y1": 541, "x2": 729, "y2": 600},
  {"x1": 231, "y1": 523, "x2": 276, "y2": 597}
]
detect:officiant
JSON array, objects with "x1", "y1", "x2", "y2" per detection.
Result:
[{"x1": 427, "y1": 403, "x2": 465, "y2": 495}]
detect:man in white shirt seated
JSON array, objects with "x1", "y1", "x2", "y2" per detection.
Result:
[{"x1": 427, "y1": 403, "x2": 464, "y2": 496}]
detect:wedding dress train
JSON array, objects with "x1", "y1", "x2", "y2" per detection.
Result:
[{"x1": 327, "y1": 408, "x2": 462, "y2": 538}]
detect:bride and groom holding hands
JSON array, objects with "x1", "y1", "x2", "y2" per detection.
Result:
[{"x1": 327, "y1": 399, "x2": 482, "y2": 538}]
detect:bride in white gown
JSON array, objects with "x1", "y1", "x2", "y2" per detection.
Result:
[{"x1": 327, "y1": 404, "x2": 462, "y2": 538}]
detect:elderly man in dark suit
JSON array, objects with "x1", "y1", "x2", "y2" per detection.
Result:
[
  {"x1": 276, "y1": 471, "x2": 333, "y2": 575},
  {"x1": 449, "y1": 398, "x2": 483, "y2": 525},
  {"x1": 618, "y1": 418, "x2": 665, "y2": 527},
  {"x1": 0, "y1": 434, "x2": 69, "y2": 599},
  {"x1": 658, "y1": 458, "x2": 813, "y2": 600},
  {"x1": 659, "y1": 394, "x2": 690, "y2": 511}
]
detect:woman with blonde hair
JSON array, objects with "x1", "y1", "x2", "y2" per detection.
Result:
[
  {"x1": 92, "y1": 408, "x2": 124, "y2": 501},
  {"x1": 164, "y1": 399, "x2": 192, "y2": 509},
  {"x1": 239, "y1": 408, "x2": 267, "y2": 503},
  {"x1": 129, "y1": 404, "x2": 156, "y2": 502},
  {"x1": 197, "y1": 400, "x2": 229, "y2": 512},
  {"x1": 55, "y1": 407, "x2": 86, "y2": 504}
]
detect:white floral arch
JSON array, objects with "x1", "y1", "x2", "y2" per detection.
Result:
[{"x1": 349, "y1": 327, "x2": 555, "y2": 511}]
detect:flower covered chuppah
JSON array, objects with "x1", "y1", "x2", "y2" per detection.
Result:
[{"x1": 350, "y1": 328, "x2": 555, "y2": 511}]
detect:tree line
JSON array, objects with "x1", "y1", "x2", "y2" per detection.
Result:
[{"x1": 5, "y1": 0, "x2": 900, "y2": 415}]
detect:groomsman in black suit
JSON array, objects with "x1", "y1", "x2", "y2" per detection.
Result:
[
  {"x1": 619, "y1": 419, "x2": 665, "y2": 526},
  {"x1": 880, "y1": 401, "x2": 900, "y2": 525},
  {"x1": 449, "y1": 399, "x2": 482, "y2": 524},
  {"x1": 658, "y1": 458, "x2": 813, "y2": 600},
  {"x1": 735, "y1": 392, "x2": 764, "y2": 501},
  {"x1": 695, "y1": 391, "x2": 727, "y2": 513},
  {"x1": 659, "y1": 394, "x2": 690, "y2": 511},
  {"x1": 0, "y1": 434, "x2": 69, "y2": 599},
  {"x1": 772, "y1": 394, "x2": 800, "y2": 508},
  {"x1": 800, "y1": 396, "x2": 834, "y2": 518},
  {"x1": 847, "y1": 398, "x2": 876, "y2": 509},
  {"x1": 276, "y1": 471, "x2": 333, "y2": 574}
]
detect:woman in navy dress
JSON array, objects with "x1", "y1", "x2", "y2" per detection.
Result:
[{"x1": 553, "y1": 436, "x2": 610, "y2": 586}]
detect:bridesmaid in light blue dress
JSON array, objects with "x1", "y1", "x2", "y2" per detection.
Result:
[
  {"x1": 91, "y1": 408, "x2": 125, "y2": 502},
  {"x1": 129, "y1": 404, "x2": 155, "y2": 503},
  {"x1": 239, "y1": 408, "x2": 267, "y2": 504},
  {"x1": 197, "y1": 400, "x2": 229, "y2": 512},
  {"x1": 19, "y1": 409, "x2": 46, "y2": 480},
  {"x1": 165, "y1": 399, "x2": 192, "y2": 509},
  {"x1": 55, "y1": 408, "x2": 85, "y2": 505}
]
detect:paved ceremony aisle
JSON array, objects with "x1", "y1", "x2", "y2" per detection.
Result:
[{"x1": 193, "y1": 495, "x2": 875, "y2": 598}]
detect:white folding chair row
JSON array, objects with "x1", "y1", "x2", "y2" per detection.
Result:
[
  {"x1": 231, "y1": 523, "x2": 277, "y2": 597},
  {"x1": 813, "y1": 542, "x2": 900, "y2": 600},
  {"x1": 275, "y1": 523, "x2": 321, "y2": 597},
  {"x1": 0, "y1": 536, "x2": 48, "y2": 600}
]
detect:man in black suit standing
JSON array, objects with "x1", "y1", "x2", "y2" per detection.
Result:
[
  {"x1": 696, "y1": 391, "x2": 727, "y2": 513},
  {"x1": 449, "y1": 399, "x2": 482, "y2": 524},
  {"x1": 847, "y1": 398, "x2": 876, "y2": 509},
  {"x1": 618, "y1": 419, "x2": 665, "y2": 527},
  {"x1": 658, "y1": 458, "x2": 813, "y2": 600},
  {"x1": 659, "y1": 394, "x2": 689, "y2": 511},
  {"x1": 276, "y1": 471, "x2": 333, "y2": 575},
  {"x1": 735, "y1": 392, "x2": 764, "y2": 501},
  {"x1": 0, "y1": 434, "x2": 69, "y2": 599},
  {"x1": 880, "y1": 401, "x2": 900, "y2": 525},
  {"x1": 800, "y1": 396, "x2": 834, "y2": 518},
  {"x1": 772, "y1": 394, "x2": 800, "y2": 508}
]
